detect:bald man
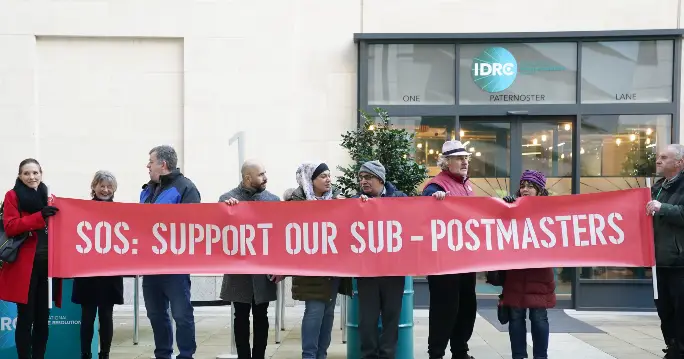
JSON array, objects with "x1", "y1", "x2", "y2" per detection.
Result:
[{"x1": 218, "y1": 160, "x2": 282, "y2": 359}]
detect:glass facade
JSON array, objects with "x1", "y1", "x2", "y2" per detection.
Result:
[
  {"x1": 368, "y1": 44, "x2": 456, "y2": 105},
  {"x1": 357, "y1": 34, "x2": 679, "y2": 309},
  {"x1": 581, "y1": 40, "x2": 674, "y2": 103}
]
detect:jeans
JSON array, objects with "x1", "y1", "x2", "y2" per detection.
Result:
[
  {"x1": 508, "y1": 308, "x2": 549, "y2": 359},
  {"x1": 15, "y1": 256, "x2": 49, "y2": 359},
  {"x1": 301, "y1": 279, "x2": 339, "y2": 359},
  {"x1": 80, "y1": 304, "x2": 114, "y2": 354},
  {"x1": 233, "y1": 299, "x2": 269, "y2": 359},
  {"x1": 655, "y1": 267, "x2": 684, "y2": 357},
  {"x1": 142, "y1": 274, "x2": 196, "y2": 359},
  {"x1": 426, "y1": 273, "x2": 477, "y2": 358},
  {"x1": 357, "y1": 276, "x2": 404, "y2": 359}
]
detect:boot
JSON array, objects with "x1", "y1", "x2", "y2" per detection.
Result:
[
  {"x1": 81, "y1": 353, "x2": 92, "y2": 359},
  {"x1": 98, "y1": 354, "x2": 109, "y2": 359}
]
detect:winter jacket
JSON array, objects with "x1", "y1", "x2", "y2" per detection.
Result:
[
  {"x1": 285, "y1": 185, "x2": 353, "y2": 301},
  {"x1": 422, "y1": 170, "x2": 474, "y2": 197},
  {"x1": 219, "y1": 184, "x2": 280, "y2": 304},
  {"x1": 501, "y1": 268, "x2": 556, "y2": 309},
  {"x1": 0, "y1": 189, "x2": 62, "y2": 307},
  {"x1": 140, "y1": 169, "x2": 201, "y2": 205},
  {"x1": 652, "y1": 173, "x2": 684, "y2": 267}
]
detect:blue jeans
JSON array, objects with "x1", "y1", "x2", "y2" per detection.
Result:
[
  {"x1": 508, "y1": 307, "x2": 549, "y2": 359},
  {"x1": 301, "y1": 279, "x2": 339, "y2": 359},
  {"x1": 143, "y1": 274, "x2": 196, "y2": 359}
]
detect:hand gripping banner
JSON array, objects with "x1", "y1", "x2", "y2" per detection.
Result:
[{"x1": 47, "y1": 188, "x2": 655, "y2": 278}]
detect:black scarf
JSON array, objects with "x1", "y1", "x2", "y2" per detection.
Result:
[
  {"x1": 13, "y1": 178, "x2": 48, "y2": 214},
  {"x1": 93, "y1": 196, "x2": 113, "y2": 202}
]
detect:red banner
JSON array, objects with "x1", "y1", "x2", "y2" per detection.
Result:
[{"x1": 48, "y1": 188, "x2": 655, "y2": 278}]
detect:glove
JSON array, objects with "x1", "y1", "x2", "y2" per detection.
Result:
[
  {"x1": 41, "y1": 206, "x2": 59, "y2": 218},
  {"x1": 503, "y1": 195, "x2": 517, "y2": 203}
]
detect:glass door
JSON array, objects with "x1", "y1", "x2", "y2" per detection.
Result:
[{"x1": 460, "y1": 116, "x2": 575, "y2": 305}]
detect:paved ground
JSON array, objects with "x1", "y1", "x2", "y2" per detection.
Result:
[{"x1": 110, "y1": 305, "x2": 667, "y2": 359}]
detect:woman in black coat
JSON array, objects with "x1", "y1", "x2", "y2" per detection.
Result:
[{"x1": 71, "y1": 171, "x2": 124, "y2": 359}]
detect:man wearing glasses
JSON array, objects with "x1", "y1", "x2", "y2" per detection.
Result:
[{"x1": 354, "y1": 160, "x2": 407, "y2": 359}]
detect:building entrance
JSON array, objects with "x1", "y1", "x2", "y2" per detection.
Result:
[{"x1": 457, "y1": 115, "x2": 576, "y2": 308}]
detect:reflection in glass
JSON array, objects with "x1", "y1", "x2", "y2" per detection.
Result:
[
  {"x1": 579, "y1": 114, "x2": 672, "y2": 280},
  {"x1": 521, "y1": 119, "x2": 574, "y2": 196},
  {"x1": 581, "y1": 40, "x2": 674, "y2": 103},
  {"x1": 368, "y1": 44, "x2": 456, "y2": 105},
  {"x1": 459, "y1": 120, "x2": 511, "y2": 197}
]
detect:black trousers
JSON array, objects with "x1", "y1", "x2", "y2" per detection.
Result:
[
  {"x1": 427, "y1": 272, "x2": 477, "y2": 358},
  {"x1": 233, "y1": 298, "x2": 269, "y2": 359},
  {"x1": 15, "y1": 256, "x2": 50, "y2": 359},
  {"x1": 656, "y1": 267, "x2": 684, "y2": 357},
  {"x1": 357, "y1": 276, "x2": 405, "y2": 359},
  {"x1": 80, "y1": 304, "x2": 114, "y2": 354}
]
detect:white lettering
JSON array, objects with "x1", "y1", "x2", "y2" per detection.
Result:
[
  {"x1": 351, "y1": 222, "x2": 366, "y2": 254},
  {"x1": 607, "y1": 212, "x2": 625, "y2": 244},
  {"x1": 539, "y1": 217, "x2": 556, "y2": 248},
  {"x1": 94, "y1": 221, "x2": 112, "y2": 254},
  {"x1": 572, "y1": 214, "x2": 589, "y2": 247},
  {"x1": 431, "y1": 220, "x2": 446, "y2": 252},
  {"x1": 481, "y1": 219, "x2": 496, "y2": 250},
  {"x1": 258, "y1": 223, "x2": 272, "y2": 255},
  {"x1": 588, "y1": 214, "x2": 607, "y2": 245},
  {"x1": 188, "y1": 224, "x2": 204, "y2": 255},
  {"x1": 76, "y1": 221, "x2": 93, "y2": 254},
  {"x1": 521, "y1": 218, "x2": 540, "y2": 249},
  {"x1": 496, "y1": 219, "x2": 519, "y2": 250},
  {"x1": 152, "y1": 223, "x2": 168, "y2": 255},
  {"x1": 221, "y1": 225, "x2": 239, "y2": 255},
  {"x1": 113, "y1": 222, "x2": 130, "y2": 254},
  {"x1": 465, "y1": 219, "x2": 480, "y2": 251},
  {"x1": 555, "y1": 215, "x2": 572, "y2": 247}
]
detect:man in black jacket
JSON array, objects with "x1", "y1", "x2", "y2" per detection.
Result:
[{"x1": 648, "y1": 144, "x2": 684, "y2": 359}]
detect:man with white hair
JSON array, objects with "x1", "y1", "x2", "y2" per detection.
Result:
[
  {"x1": 648, "y1": 144, "x2": 684, "y2": 359},
  {"x1": 422, "y1": 140, "x2": 476, "y2": 359}
]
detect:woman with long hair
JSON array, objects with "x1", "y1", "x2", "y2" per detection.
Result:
[
  {"x1": 71, "y1": 170, "x2": 124, "y2": 359},
  {"x1": 502, "y1": 170, "x2": 556, "y2": 359},
  {"x1": 0, "y1": 158, "x2": 60, "y2": 359}
]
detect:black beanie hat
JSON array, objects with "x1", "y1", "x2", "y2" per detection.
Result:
[{"x1": 311, "y1": 163, "x2": 329, "y2": 180}]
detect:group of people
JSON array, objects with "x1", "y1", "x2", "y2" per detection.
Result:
[{"x1": 0, "y1": 140, "x2": 682, "y2": 359}]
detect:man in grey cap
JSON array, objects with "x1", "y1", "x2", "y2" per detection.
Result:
[{"x1": 353, "y1": 160, "x2": 407, "y2": 359}]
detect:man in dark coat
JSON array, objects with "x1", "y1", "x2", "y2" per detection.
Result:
[
  {"x1": 353, "y1": 160, "x2": 407, "y2": 359},
  {"x1": 648, "y1": 144, "x2": 684, "y2": 359},
  {"x1": 219, "y1": 160, "x2": 283, "y2": 359}
]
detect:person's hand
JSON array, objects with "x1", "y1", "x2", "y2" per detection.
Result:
[
  {"x1": 432, "y1": 191, "x2": 449, "y2": 200},
  {"x1": 647, "y1": 200, "x2": 662, "y2": 215},
  {"x1": 360, "y1": 194, "x2": 369, "y2": 202},
  {"x1": 41, "y1": 206, "x2": 59, "y2": 218},
  {"x1": 224, "y1": 198, "x2": 239, "y2": 206},
  {"x1": 336, "y1": 194, "x2": 346, "y2": 199},
  {"x1": 503, "y1": 195, "x2": 517, "y2": 203}
]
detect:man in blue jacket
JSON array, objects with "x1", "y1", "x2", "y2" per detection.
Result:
[{"x1": 140, "y1": 145, "x2": 201, "y2": 359}]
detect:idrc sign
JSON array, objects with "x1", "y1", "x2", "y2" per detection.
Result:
[
  {"x1": 472, "y1": 47, "x2": 518, "y2": 93},
  {"x1": 471, "y1": 46, "x2": 567, "y2": 102}
]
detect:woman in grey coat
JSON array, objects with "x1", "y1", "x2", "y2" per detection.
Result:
[{"x1": 218, "y1": 160, "x2": 284, "y2": 359}]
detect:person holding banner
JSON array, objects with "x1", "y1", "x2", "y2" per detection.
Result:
[
  {"x1": 0, "y1": 158, "x2": 61, "y2": 359},
  {"x1": 71, "y1": 170, "x2": 124, "y2": 359},
  {"x1": 354, "y1": 160, "x2": 407, "y2": 359},
  {"x1": 422, "y1": 140, "x2": 477, "y2": 359},
  {"x1": 220, "y1": 160, "x2": 284, "y2": 359},
  {"x1": 284, "y1": 162, "x2": 353, "y2": 359},
  {"x1": 140, "y1": 145, "x2": 201, "y2": 359},
  {"x1": 502, "y1": 170, "x2": 556, "y2": 359},
  {"x1": 648, "y1": 144, "x2": 684, "y2": 359}
]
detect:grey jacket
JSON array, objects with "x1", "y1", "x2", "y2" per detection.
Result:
[{"x1": 219, "y1": 184, "x2": 281, "y2": 304}]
